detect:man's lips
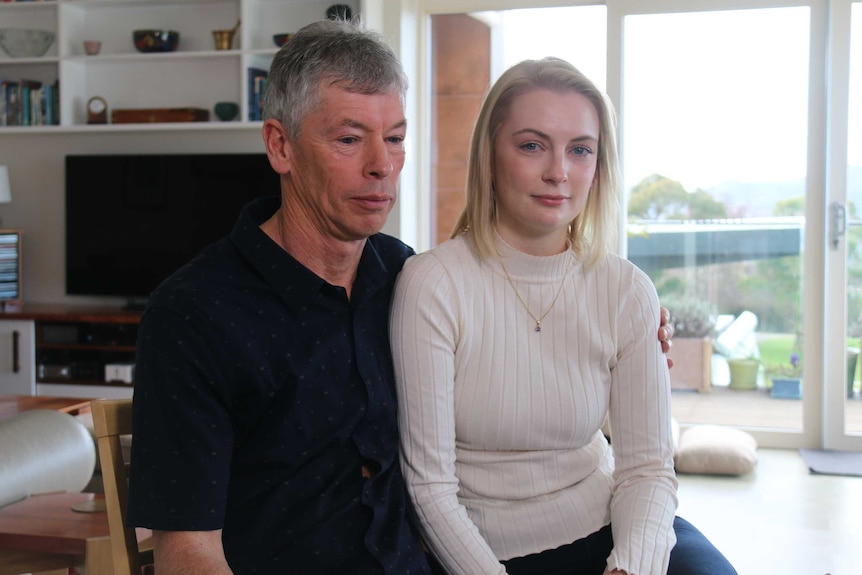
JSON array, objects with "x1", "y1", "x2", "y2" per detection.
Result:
[{"x1": 353, "y1": 194, "x2": 393, "y2": 210}]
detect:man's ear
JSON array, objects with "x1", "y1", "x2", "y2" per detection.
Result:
[{"x1": 263, "y1": 119, "x2": 292, "y2": 175}]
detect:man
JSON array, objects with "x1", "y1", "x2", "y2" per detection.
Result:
[{"x1": 127, "y1": 19, "x2": 673, "y2": 575}]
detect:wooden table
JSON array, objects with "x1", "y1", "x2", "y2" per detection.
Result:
[
  {"x1": 0, "y1": 395, "x2": 95, "y2": 420},
  {"x1": 0, "y1": 492, "x2": 111, "y2": 575}
]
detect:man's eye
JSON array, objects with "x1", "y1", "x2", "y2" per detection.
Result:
[{"x1": 339, "y1": 136, "x2": 358, "y2": 144}]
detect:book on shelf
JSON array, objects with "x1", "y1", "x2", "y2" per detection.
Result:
[
  {"x1": 247, "y1": 67, "x2": 268, "y2": 122},
  {"x1": 0, "y1": 78, "x2": 60, "y2": 127},
  {"x1": 0, "y1": 230, "x2": 20, "y2": 303}
]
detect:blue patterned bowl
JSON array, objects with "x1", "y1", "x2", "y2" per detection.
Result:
[{"x1": 133, "y1": 30, "x2": 179, "y2": 53}]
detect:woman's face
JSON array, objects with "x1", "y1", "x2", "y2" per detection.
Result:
[{"x1": 492, "y1": 88, "x2": 599, "y2": 254}]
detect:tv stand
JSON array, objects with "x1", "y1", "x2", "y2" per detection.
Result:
[
  {"x1": 122, "y1": 299, "x2": 149, "y2": 312},
  {"x1": 0, "y1": 305, "x2": 141, "y2": 399}
]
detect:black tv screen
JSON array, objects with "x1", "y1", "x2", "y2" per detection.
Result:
[{"x1": 65, "y1": 153, "x2": 280, "y2": 300}]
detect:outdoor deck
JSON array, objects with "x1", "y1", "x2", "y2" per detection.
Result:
[{"x1": 671, "y1": 385, "x2": 862, "y2": 434}]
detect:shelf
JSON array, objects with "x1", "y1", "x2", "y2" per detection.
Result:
[
  {"x1": 0, "y1": 304, "x2": 142, "y2": 323},
  {"x1": 63, "y1": 50, "x2": 245, "y2": 62},
  {"x1": 0, "y1": 121, "x2": 262, "y2": 133},
  {"x1": 37, "y1": 343, "x2": 137, "y2": 352},
  {"x1": 36, "y1": 378, "x2": 133, "y2": 388},
  {"x1": 68, "y1": 0, "x2": 222, "y2": 8},
  {"x1": 0, "y1": 56, "x2": 61, "y2": 66},
  {"x1": 0, "y1": 0, "x2": 360, "y2": 132}
]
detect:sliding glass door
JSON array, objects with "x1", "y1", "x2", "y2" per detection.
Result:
[
  {"x1": 411, "y1": 0, "x2": 856, "y2": 449},
  {"x1": 825, "y1": 0, "x2": 862, "y2": 450},
  {"x1": 615, "y1": 2, "x2": 819, "y2": 447}
]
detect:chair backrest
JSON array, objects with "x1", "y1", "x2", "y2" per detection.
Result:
[{"x1": 90, "y1": 398, "x2": 154, "y2": 575}]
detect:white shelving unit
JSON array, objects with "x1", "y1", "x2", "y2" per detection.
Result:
[{"x1": 0, "y1": 0, "x2": 360, "y2": 132}]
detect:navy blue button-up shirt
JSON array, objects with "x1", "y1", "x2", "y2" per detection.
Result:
[{"x1": 128, "y1": 196, "x2": 431, "y2": 574}]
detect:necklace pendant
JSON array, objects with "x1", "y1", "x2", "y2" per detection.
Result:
[{"x1": 534, "y1": 322, "x2": 542, "y2": 332}]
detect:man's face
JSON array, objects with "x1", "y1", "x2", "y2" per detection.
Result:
[{"x1": 284, "y1": 83, "x2": 407, "y2": 242}]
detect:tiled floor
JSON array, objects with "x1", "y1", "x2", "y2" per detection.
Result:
[{"x1": 676, "y1": 448, "x2": 860, "y2": 574}]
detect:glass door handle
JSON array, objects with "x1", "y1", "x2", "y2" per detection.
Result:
[{"x1": 831, "y1": 202, "x2": 846, "y2": 249}]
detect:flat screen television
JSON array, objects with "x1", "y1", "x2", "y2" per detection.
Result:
[{"x1": 65, "y1": 153, "x2": 280, "y2": 303}]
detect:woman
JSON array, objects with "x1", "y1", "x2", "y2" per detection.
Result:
[{"x1": 390, "y1": 58, "x2": 736, "y2": 575}]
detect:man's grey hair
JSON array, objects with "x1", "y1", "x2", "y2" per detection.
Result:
[{"x1": 262, "y1": 19, "x2": 408, "y2": 139}]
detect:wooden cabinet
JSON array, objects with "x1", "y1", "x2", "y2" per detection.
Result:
[
  {"x1": 0, "y1": 319, "x2": 35, "y2": 395},
  {"x1": 0, "y1": 306, "x2": 140, "y2": 399},
  {"x1": 0, "y1": 0, "x2": 360, "y2": 132}
]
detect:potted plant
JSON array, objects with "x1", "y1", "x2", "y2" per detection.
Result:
[
  {"x1": 727, "y1": 355, "x2": 761, "y2": 390},
  {"x1": 767, "y1": 352, "x2": 802, "y2": 399},
  {"x1": 665, "y1": 297, "x2": 716, "y2": 392}
]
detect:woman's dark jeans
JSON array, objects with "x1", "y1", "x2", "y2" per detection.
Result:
[{"x1": 501, "y1": 516, "x2": 738, "y2": 575}]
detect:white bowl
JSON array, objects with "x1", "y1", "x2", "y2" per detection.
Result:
[{"x1": 0, "y1": 28, "x2": 56, "y2": 58}]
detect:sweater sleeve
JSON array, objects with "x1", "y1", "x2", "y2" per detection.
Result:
[
  {"x1": 390, "y1": 253, "x2": 507, "y2": 575},
  {"x1": 605, "y1": 260, "x2": 678, "y2": 574}
]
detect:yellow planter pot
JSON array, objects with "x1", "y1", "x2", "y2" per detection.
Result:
[{"x1": 728, "y1": 358, "x2": 760, "y2": 390}]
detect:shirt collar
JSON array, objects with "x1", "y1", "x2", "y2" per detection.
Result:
[{"x1": 230, "y1": 196, "x2": 390, "y2": 309}]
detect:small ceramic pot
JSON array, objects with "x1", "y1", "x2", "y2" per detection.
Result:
[{"x1": 84, "y1": 40, "x2": 101, "y2": 56}]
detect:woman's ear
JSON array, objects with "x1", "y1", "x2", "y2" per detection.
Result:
[{"x1": 263, "y1": 119, "x2": 292, "y2": 175}]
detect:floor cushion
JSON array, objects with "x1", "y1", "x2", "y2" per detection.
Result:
[{"x1": 675, "y1": 424, "x2": 758, "y2": 476}]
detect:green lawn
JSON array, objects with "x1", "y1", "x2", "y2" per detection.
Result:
[
  {"x1": 756, "y1": 332, "x2": 797, "y2": 369},
  {"x1": 756, "y1": 333, "x2": 860, "y2": 390}
]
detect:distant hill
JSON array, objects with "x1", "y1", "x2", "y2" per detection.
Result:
[{"x1": 704, "y1": 165, "x2": 862, "y2": 217}]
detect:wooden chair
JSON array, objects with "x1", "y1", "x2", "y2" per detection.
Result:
[{"x1": 90, "y1": 398, "x2": 154, "y2": 575}]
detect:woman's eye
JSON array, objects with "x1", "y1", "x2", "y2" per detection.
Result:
[
  {"x1": 571, "y1": 145, "x2": 593, "y2": 156},
  {"x1": 520, "y1": 142, "x2": 541, "y2": 152}
]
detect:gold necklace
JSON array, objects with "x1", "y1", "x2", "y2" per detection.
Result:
[{"x1": 499, "y1": 253, "x2": 572, "y2": 333}]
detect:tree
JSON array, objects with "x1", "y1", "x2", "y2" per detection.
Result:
[
  {"x1": 687, "y1": 189, "x2": 728, "y2": 219},
  {"x1": 628, "y1": 174, "x2": 727, "y2": 220},
  {"x1": 774, "y1": 197, "x2": 805, "y2": 216},
  {"x1": 628, "y1": 174, "x2": 688, "y2": 219}
]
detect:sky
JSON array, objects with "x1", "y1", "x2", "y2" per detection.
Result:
[{"x1": 493, "y1": 5, "x2": 859, "y2": 194}]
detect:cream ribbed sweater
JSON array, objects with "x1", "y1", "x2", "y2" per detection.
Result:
[{"x1": 390, "y1": 234, "x2": 677, "y2": 575}]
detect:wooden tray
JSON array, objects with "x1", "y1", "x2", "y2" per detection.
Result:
[{"x1": 111, "y1": 107, "x2": 210, "y2": 124}]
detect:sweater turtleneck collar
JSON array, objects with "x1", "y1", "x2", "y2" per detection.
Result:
[{"x1": 493, "y1": 231, "x2": 576, "y2": 282}]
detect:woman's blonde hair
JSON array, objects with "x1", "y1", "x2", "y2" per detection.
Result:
[{"x1": 451, "y1": 57, "x2": 621, "y2": 265}]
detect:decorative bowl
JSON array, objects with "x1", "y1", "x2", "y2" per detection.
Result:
[
  {"x1": 133, "y1": 30, "x2": 179, "y2": 53},
  {"x1": 273, "y1": 33, "x2": 293, "y2": 47},
  {"x1": 0, "y1": 28, "x2": 56, "y2": 58}
]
